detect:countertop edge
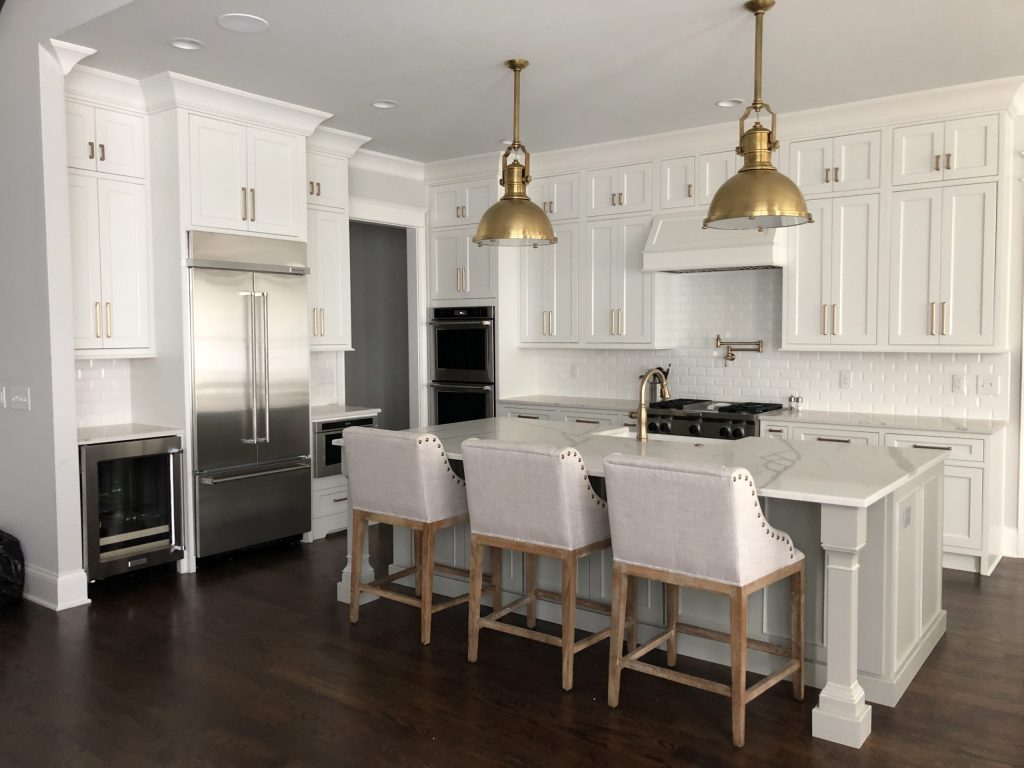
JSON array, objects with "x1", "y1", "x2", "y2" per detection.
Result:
[
  {"x1": 77, "y1": 424, "x2": 184, "y2": 446},
  {"x1": 761, "y1": 409, "x2": 1006, "y2": 435}
]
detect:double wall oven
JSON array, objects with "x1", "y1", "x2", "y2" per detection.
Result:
[{"x1": 430, "y1": 306, "x2": 495, "y2": 424}]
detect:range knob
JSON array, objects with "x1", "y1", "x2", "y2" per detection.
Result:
[
  {"x1": 688, "y1": 423, "x2": 701, "y2": 436},
  {"x1": 659, "y1": 422, "x2": 671, "y2": 434},
  {"x1": 648, "y1": 422, "x2": 658, "y2": 433},
  {"x1": 732, "y1": 427, "x2": 746, "y2": 440},
  {"x1": 719, "y1": 426, "x2": 732, "y2": 438}
]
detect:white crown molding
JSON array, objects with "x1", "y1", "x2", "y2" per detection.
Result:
[
  {"x1": 350, "y1": 148, "x2": 425, "y2": 181},
  {"x1": 49, "y1": 39, "x2": 96, "y2": 76},
  {"x1": 65, "y1": 65, "x2": 148, "y2": 112},
  {"x1": 1011, "y1": 81, "x2": 1024, "y2": 118},
  {"x1": 308, "y1": 125, "x2": 372, "y2": 159},
  {"x1": 142, "y1": 71, "x2": 330, "y2": 136}
]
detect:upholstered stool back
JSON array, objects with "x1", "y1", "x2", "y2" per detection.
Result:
[
  {"x1": 461, "y1": 439, "x2": 609, "y2": 550},
  {"x1": 345, "y1": 427, "x2": 467, "y2": 523},
  {"x1": 603, "y1": 453, "x2": 800, "y2": 586}
]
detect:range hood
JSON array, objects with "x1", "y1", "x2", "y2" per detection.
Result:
[{"x1": 642, "y1": 210, "x2": 789, "y2": 273}]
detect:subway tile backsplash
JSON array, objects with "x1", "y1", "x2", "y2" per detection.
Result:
[
  {"x1": 75, "y1": 359, "x2": 133, "y2": 427},
  {"x1": 529, "y1": 270, "x2": 1011, "y2": 421}
]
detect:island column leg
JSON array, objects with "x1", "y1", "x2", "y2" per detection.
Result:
[
  {"x1": 337, "y1": 517, "x2": 388, "y2": 606},
  {"x1": 812, "y1": 503, "x2": 872, "y2": 748}
]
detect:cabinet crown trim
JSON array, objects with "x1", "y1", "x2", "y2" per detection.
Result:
[{"x1": 308, "y1": 126, "x2": 371, "y2": 159}]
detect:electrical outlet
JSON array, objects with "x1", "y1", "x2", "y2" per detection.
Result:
[
  {"x1": 978, "y1": 374, "x2": 999, "y2": 396},
  {"x1": 8, "y1": 386, "x2": 30, "y2": 411},
  {"x1": 951, "y1": 373, "x2": 966, "y2": 394},
  {"x1": 569, "y1": 364, "x2": 579, "y2": 380},
  {"x1": 838, "y1": 370, "x2": 851, "y2": 389}
]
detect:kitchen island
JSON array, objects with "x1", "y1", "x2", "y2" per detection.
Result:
[{"x1": 338, "y1": 417, "x2": 947, "y2": 748}]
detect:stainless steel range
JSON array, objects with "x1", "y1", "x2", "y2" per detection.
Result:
[{"x1": 643, "y1": 399, "x2": 783, "y2": 440}]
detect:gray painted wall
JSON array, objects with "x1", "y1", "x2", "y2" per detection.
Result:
[{"x1": 346, "y1": 221, "x2": 410, "y2": 430}]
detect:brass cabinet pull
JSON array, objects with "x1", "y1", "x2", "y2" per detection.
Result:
[
  {"x1": 618, "y1": 192, "x2": 624, "y2": 206},
  {"x1": 831, "y1": 304, "x2": 838, "y2": 336},
  {"x1": 768, "y1": 428, "x2": 784, "y2": 434},
  {"x1": 617, "y1": 308, "x2": 625, "y2": 335},
  {"x1": 933, "y1": 154, "x2": 941, "y2": 172},
  {"x1": 105, "y1": 302, "x2": 112, "y2": 338},
  {"x1": 461, "y1": 267, "x2": 468, "y2": 293},
  {"x1": 98, "y1": 144, "x2": 105, "y2": 162},
  {"x1": 945, "y1": 153, "x2": 952, "y2": 171},
  {"x1": 824, "y1": 167, "x2": 830, "y2": 183},
  {"x1": 913, "y1": 444, "x2": 952, "y2": 451},
  {"x1": 332, "y1": 497, "x2": 349, "y2": 503},
  {"x1": 821, "y1": 304, "x2": 828, "y2": 336},
  {"x1": 817, "y1": 436, "x2": 851, "y2": 444},
  {"x1": 316, "y1": 182, "x2": 321, "y2": 196},
  {"x1": 929, "y1": 302, "x2": 937, "y2": 336},
  {"x1": 516, "y1": 414, "x2": 540, "y2": 420},
  {"x1": 455, "y1": 206, "x2": 460, "y2": 218},
  {"x1": 88, "y1": 141, "x2": 95, "y2": 160},
  {"x1": 309, "y1": 181, "x2": 315, "y2": 195},
  {"x1": 542, "y1": 310, "x2": 548, "y2": 336},
  {"x1": 242, "y1": 187, "x2": 248, "y2": 220},
  {"x1": 575, "y1": 419, "x2": 600, "y2": 425},
  {"x1": 687, "y1": 183, "x2": 694, "y2": 198},
  {"x1": 611, "y1": 308, "x2": 617, "y2": 335},
  {"x1": 321, "y1": 308, "x2": 326, "y2": 337},
  {"x1": 941, "y1": 301, "x2": 949, "y2": 335},
  {"x1": 834, "y1": 166, "x2": 841, "y2": 183},
  {"x1": 611, "y1": 192, "x2": 617, "y2": 207},
  {"x1": 94, "y1": 302, "x2": 102, "y2": 338},
  {"x1": 249, "y1": 188, "x2": 256, "y2": 221},
  {"x1": 312, "y1": 308, "x2": 318, "y2": 336},
  {"x1": 549, "y1": 310, "x2": 555, "y2": 336}
]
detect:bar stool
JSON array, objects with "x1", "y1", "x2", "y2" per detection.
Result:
[
  {"x1": 462, "y1": 439, "x2": 628, "y2": 691},
  {"x1": 345, "y1": 427, "x2": 498, "y2": 645},
  {"x1": 603, "y1": 453, "x2": 805, "y2": 748}
]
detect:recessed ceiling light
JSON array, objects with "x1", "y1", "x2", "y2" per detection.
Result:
[
  {"x1": 170, "y1": 37, "x2": 204, "y2": 50},
  {"x1": 716, "y1": 98, "x2": 744, "y2": 108},
  {"x1": 372, "y1": 100, "x2": 398, "y2": 110},
  {"x1": 217, "y1": 13, "x2": 270, "y2": 34}
]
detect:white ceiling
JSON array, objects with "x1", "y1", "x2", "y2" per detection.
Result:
[{"x1": 60, "y1": 0, "x2": 1024, "y2": 162}]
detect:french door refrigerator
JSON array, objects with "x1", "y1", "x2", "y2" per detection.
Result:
[{"x1": 189, "y1": 232, "x2": 311, "y2": 557}]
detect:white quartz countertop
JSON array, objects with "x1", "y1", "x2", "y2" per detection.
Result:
[
  {"x1": 499, "y1": 395, "x2": 636, "y2": 412},
  {"x1": 311, "y1": 404, "x2": 382, "y2": 423},
  {"x1": 77, "y1": 423, "x2": 183, "y2": 445},
  {"x1": 402, "y1": 417, "x2": 946, "y2": 508},
  {"x1": 760, "y1": 409, "x2": 1005, "y2": 435}
]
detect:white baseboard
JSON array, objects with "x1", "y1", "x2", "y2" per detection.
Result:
[
  {"x1": 23, "y1": 564, "x2": 90, "y2": 611},
  {"x1": 1002, "y1": 526, "x2": 1021, "y2": 558}
]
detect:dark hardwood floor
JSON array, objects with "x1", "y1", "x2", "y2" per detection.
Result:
[{"x1": 1, "y1": 536, "x2": 1022, "y2": 767}]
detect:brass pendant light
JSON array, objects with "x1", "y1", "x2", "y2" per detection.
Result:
[
  {"x1": 704, "y1": 0, "x2": 812, "y2": 231},
  {"x1": 474, "y1": 59, "x2": 557, "y2": 247}
]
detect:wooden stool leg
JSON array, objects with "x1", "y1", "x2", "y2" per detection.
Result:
[
  {"x1": 665, "y1": 582, "x2": 679, "y2": 667},
  {"x1": 730, "y1": 587, "x2": 749, "y2": 748},
  {"x1": 607, "y1": 563, "x2": 629, "y2": 708},
  {"x1": 560, "y1": 552, "x2": 578, "y2": 691},
  {"x1": 627, "y1": 575, "x2": 638, "y2": 651},
  {"x1": 525, "y1": 553, "x2": 538, "y2": 628},
  {"x1": 419, "y1": 524, "x2": 435, "y2": 645},
  {"x1": 349, "y1": 509, "x2": 365, "y2": 623},
  {"x1": 490, "y1": 546, "x2": 503, "y2": 614},
  {"x1": 791, "y1": 565, "x2": 805, "y2": 701},
  {"x1": 467, "y1": 537, "x2": 485, "y2": 663},
  {"x1": 413, "y1": 530, "x2": 422, "y2": 597}
]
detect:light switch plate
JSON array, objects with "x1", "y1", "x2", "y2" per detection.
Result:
[
  {"x1": 9, "y1": 386, "x2": 30, "y2": 411},
  {"x1": 978, "y1": 374, "x2": 999, "y2": 396}
]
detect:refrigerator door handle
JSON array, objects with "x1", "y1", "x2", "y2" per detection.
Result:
[
  {"x1": 260, "y1": 291, "x2": 271, "y2": 444},
  {"x1": 242, "y1": 290, "x2": 259, "y2": 445},
  {"x1": 197, "y1": 461, "x2": 311, "y2": 485}
]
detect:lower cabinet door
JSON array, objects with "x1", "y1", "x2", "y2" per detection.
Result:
[{"x1": 942, "y1": 463, "x2": 983, "y2": 551}]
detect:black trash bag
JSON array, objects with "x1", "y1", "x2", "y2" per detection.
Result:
[{"x1": 0, "y1": 529, "x2": 25, "y2": 605}]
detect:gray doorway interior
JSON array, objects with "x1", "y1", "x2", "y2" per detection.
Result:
[{"x1": 346, "y1": 221, "x2": 410, "y2": 430}]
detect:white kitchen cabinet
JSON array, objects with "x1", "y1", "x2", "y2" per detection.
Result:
[
  {"x1": 585, "y1": 163, "x2": 652, "y2": 216},
  {"x1": 790, "y1": 426, "x2": 880, "y2": 447},
  {"x1": 696, "y1": 150, "x2": 739, "y2": 206},
  {"x1": 784, "y1": 194, "x2": 878, "y2": 347},
  {"x1": 429, "y1": 178, "x2": 496, "y2": 228},
  {"x1": 659, "y1": 155, "x2": 697, "y2": 209},
  {"x1": 69, "y1": 171, "x2": 151, "y2": 353},
  {"x1": 892, "y1": 115, "x2": 998, "y2": 185},
  {"x1": 188, "y1": 114, "x2": 305, "y2": 238},
  {"x1": 519, "y1": 224, "x2": 578, "y2": 344},
  {"x1": 762, "y1": 424, "x2": 790, "y2": 439},
  {"x1": 306, "y1": 152, "x2": 348, "y2": 210},
  {"x1": 580, "y1": 215, "x2": 652, "y2": 345},
  {"x1": 532, "y1": 173, "x2": 580, "y2": 221},
  {"x1": 788, "y1": 131, "x2": 880, "y2": 195},
  {"x1": 310, "y1": 478, "x2": 350, "y2": 540},
  {"x1": 429, "y1": 226, "x2": 497, "y2": 301},
  {"x1": 888, "y1": 183, "x2": 996, "y2": 347},
  {"x1": 308, "y1": 207, "x2": 352, "y2": 350},
  {"x1": 501, "y1": 406, "x2": 556, "y2": 421},
  {"x1": 66, "y1": 101, "x2": 146, "y2": 179}
]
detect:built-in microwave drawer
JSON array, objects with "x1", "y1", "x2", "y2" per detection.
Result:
[
  {"x1": 883, "y1": 433, "x2": 984, "y2": 461},
  {"x1": 790, "y1": 426, "x2": 880, "y2": 446}
]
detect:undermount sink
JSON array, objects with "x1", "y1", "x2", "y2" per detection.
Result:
[{"x1": 592, "y1": 427, "x2": 708, "y2": 445}]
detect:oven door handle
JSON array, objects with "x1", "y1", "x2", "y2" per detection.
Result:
[
  {"x1": 429, "y1": 382, "x2": 493, "y2": 391},
  {"x1": 429, "y1": 320, "x2": 493, "y2": 329}
]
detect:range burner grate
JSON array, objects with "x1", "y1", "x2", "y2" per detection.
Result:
[
  {"x1": 651, "y1": 398, "x2": 712, "y2": 410},
  {"x1": 715, "y1": 402, "x2": 783, "y2": 415}
]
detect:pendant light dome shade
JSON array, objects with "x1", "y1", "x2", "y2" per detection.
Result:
[
  {"x1": 474, "y1": 59, "x2": 556, "y2": 247},
  {"x1": 704, "y1": 0, "x2": 811, "y2": 231}
]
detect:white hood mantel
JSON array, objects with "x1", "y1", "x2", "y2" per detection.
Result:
[{"x1": 641, "y1": 210, "x2": 790, "y2": 273}]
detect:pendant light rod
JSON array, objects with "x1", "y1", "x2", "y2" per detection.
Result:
[
  {"x1": 506, "y1": 59, "x2": 528, "y2": 150},
  {"x1": 751, "y1": 2, "x2": 765, "y2": 109}
]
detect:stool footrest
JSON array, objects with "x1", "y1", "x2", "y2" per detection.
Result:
[
  {"x1": 674, "y1": 621, "x2": 792, "y2": 658},
  {"x1": 623, "y1": 658, "x2": 731, "y2": 697}
]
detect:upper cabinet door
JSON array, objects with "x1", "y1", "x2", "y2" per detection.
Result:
[
  {"x1": 93, "y1": 108, "x2": 146, "y2": 179},
  {"x1": 938, "y1": 183, "x2": 996, "y2": 346},
  {"x1": 247, "y1": 127, "x2": 305, "y2": 237},
  {"x1": 789, "y1": 138, "x2": 832, "y2": 196},
  {"x1": 460, "y1": 236, "x2": 497, "y2": 300},
  {"x1": 585, "y1": 168, "x2": 619, "y2": 217},
  {"x1": 68, "y1": 172, "x2": 103, "y2": 350},
  {"x1": 697, "y1": 150, "x2": 738, "y2": 206},
  {"x1": 430, "y1": 183, "x2": 463, "y2": 228},
  {"x1": 784, "y1": 199, "x2": 831, "y2": 345},
  {"x1": 307, "y1": 153, "x2": 348, "y2": 210},
  {"x1": 616, "y1": 163, "x2": 653, "y2": 213},
  {"x1": 536, "y1": 172, "x2": 579, "y2": 221},
  {"x1": 463, "y1": 179, "x2": 496, "y2": 223},
  {"x1": 66, "y1": 102, "x2": 96, "y2": 172},
  {"x1": 943, "y1": 116, "x2": 998, "y2": 181},
  {"x1": 829, "y1": 195, "x2": 878, "y2": 346},
  {"x1": 659, "y1": 156, "x2": 696, "y2": 209},
  {"x1": 616, "y1": 216, "x2": 652, "y2": 343},
  {"x1": 892, "y1": 123, "x2": 945, "y2": 186},
  {"x1": 310, "y1": 208, "x2": 351, "y2": 349},
  {"x1": 429, "y1": 180, "x2": 494, "y2": 227},
  {"x1": 97, "y1": 178, "x2": 150, "y2": 349},
  {"x1": 189, "y1": 115, "x2": 249, "y2": 232},
  {"x1": 832, "y1": 131, "x2": 880, "y2": 192},
  {"x1": 888, "y1": 188, "x2": 942, "y2": 345},
  {"x1": 580, "y1": 218, "x2": 618, "y2": 342},
  {"x1": 518, "y1": 223, "x2": 578, "y2": 343}
]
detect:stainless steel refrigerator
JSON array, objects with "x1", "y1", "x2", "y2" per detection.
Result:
[{"x1": 189, "y1": 231, "x2": 311, "y2": 557}]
